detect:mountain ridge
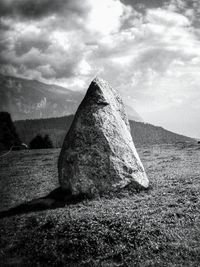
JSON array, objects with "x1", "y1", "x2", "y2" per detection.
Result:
[{"x1": 0, "y1": 74, "x2": 142, "y2": 122}]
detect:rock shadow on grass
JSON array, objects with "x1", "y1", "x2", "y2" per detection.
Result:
[
  {"x1": 0, "y1": 187, "x2": 87, "y2": 218},
  {"x1": 0, "y1": 181, "x2": 151, "y2": 219}
]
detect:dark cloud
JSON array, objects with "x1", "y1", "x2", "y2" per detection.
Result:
[
  {"x1": 0, "y1": 18, "x2": 11, "y2": 32},
  {"x1": 121, "y1": 0, "x2": 167, "y2": 10},
  {"x1": 0, "y1": 0, "x2": 91, "y2": 80},
  {"x1": 0, "y1": 0, "x2": 89, "y2": 20},
  {"x1": 15, "y1": 34, "x2": 50, "y2": 56}
]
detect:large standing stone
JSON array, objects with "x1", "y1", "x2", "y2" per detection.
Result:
[{"x1": 58, "y1": 77, "x2": 149, "y2": 196}]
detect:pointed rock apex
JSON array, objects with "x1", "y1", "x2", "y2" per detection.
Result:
[{"x1": 58, "y1": 77, "x2": 149, "y2": 197}]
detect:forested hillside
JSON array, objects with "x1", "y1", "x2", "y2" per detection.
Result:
[
  {"x1": 129, "y1": 121, "x2": 194, "y2": 145},
  {"x1": 14, "y1": 115, "x2": 194, "y2": 148},
  {"x1": 15, "y1": 115, "x2": 74, "y2": 148}
]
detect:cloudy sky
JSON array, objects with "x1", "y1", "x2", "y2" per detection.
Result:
[{"x1": 0, "y1": 0, "x2": 200, "y2": 138}]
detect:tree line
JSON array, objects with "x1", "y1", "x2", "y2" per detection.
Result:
[
  {"x1": 0, "y1": 112, "x2": 54, "y2": 151},
  {"x1": 0, "y1": 111, "x2": 195, "y2": 152}
]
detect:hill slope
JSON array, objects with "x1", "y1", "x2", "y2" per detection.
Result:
[
  {"x1": 0, "y1": 74, "x2": 84, "y2": 121},
  {"x1": 15, "y1": 115, "x2": 194, "y2": 147},
  {"x1": 0, "y1": 74, "x2": 142, "y2": 122},
  {"x1": 0, "y1": 145, "x2": 200, "y2": 266}
]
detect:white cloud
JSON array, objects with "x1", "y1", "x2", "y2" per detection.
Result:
[
  {"x1": 147, "y1": 8, "x2": 190, "y2": 27},
  {"x1": 1, "y1": 0, "x2": 200, "y2": 137},
  {"x1": 77, "y1": 59, "x2": 91, "y2": 76},
  {"x1": 86, "y1": 0, "x2": 128, "y2": 34}
]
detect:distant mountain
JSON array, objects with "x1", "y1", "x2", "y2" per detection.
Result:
[
  {"x1": 125, "y1": 105, "x2": 144, "y2": 122},
  {"x1": 15, "y1": 115, "x2": 194, "y2": 148},
  {"x1": 0, "y1": 74, "x2": 84, "y2": 121},
  {"x1": 0, "y1": 74, "x2": 143, "y2": 122}
]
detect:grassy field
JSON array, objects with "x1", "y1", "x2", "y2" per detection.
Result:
[{"x1": 0, "y1": 144, "x2": 200, "y2": 266}]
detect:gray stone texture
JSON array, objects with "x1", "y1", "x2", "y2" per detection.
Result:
[{"x1": 58, "y1": 77, "x2": 149, "y2": 196}]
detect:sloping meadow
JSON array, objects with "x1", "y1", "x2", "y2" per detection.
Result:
[{"x1": 0, "y1": 144, "x2": 200, "y2": 266}]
